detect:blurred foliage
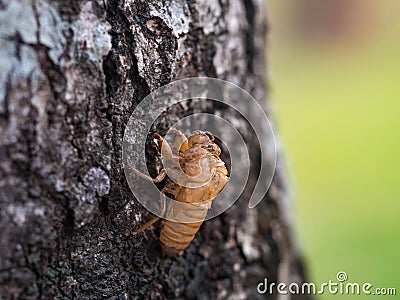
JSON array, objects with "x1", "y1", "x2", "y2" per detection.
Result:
[{"x1": 269, "y1": 0, "x2": 400, "y2": 298}]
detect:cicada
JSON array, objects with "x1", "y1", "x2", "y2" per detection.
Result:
[{"x1": 129, "y1": 130, "x2": 229, "y2": 255}]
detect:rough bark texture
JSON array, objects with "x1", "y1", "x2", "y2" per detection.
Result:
[{"x1": 0, "y1": 0, "x2": 310, "y2": 299}]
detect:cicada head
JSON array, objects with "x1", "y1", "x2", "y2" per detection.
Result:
[
  {"x1": 188, "y1": 131, "x2": 213, "y2": 147},
  {"x1": 187, "y1": 131, "x2": 219, "y2": 153}
]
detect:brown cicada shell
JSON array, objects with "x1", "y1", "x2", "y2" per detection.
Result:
[{"x1": 129, "y1": 130, "x2": 229, "y2": 255}]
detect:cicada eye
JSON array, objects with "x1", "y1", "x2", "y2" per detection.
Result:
[
  {"x1": 206, "y1": 145, "x2": 215, "y2": 152},
  {"x1": 205, "y1": 131, "x2": 214, "y2": 141}
]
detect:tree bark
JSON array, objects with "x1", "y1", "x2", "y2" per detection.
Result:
[{"x1": 0, "y1": 0, "x2": 310, "y2": 299}]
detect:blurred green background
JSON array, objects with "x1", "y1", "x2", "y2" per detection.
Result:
[{"x1": 269, "y1": 0, "x2": 400, "y2": 298}]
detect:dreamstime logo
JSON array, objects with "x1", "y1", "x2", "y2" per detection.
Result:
[
  {"x1": 122, "y1": 77, "x2": 276, "y2": 222},
  {"x1": 257, "y1": 271, "x2": 397, "y2": 296}
]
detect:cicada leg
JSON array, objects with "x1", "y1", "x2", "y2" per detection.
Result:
[
  {"x1": 127, "y1": 164, "x2": 167, "y2": 183},
  {"x1": 166, "y1": 128, "x2": 189, "y2": 153},
  {"x1": 132, "y1": 180, "x2": 179, "y2": 235},
  {"x1": 153, "y1": 132, "x2": 185, "y2": 170},
  {"x1": 153, "y1": 133, "x2": 174, "y2": 160},
  {"x1": 133, "y1": 181, "x2": 180, "y2": 235},
  {"x1": 126, "y1": 161, "x2": 165, "y2": 235},
  {"x1": 133, "y1": 192, "x2": 167, "y2": 235},
  {"x1": 127, "y1": 132, "x2": 180, "y2": 183},
  {"x1": 161, "y1": 181, "x2": 178, "y2": 199},
  {"x1": 130, "y1": 133, "x2": 181, "y2": 235}
]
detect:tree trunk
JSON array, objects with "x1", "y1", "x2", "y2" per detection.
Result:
[{"x1": 0, "y1": 0, "x2": 310, "y2": 299}]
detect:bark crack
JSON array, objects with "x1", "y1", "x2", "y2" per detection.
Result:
[{"x1": 242, "y1": 0, "x2": 256, "y2": 74}]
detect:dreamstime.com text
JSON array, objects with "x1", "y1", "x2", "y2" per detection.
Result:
[{"x1": 257, "y1": 272, "x2": 397, "y2": 296}]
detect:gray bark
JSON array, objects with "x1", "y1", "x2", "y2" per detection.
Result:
[{"x1": 0, "y1": 0, "x2": 310, "y2": 299}]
